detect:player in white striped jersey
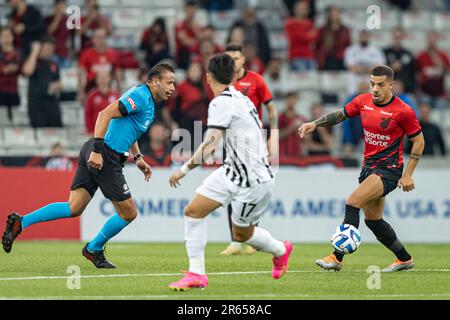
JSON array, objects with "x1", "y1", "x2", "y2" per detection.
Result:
[{"x1": 168, "y1": 54, "x2": 293, "y2": 291}]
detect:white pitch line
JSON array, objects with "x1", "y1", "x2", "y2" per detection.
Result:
[
  {"x1": 0, "y1": 269, "x2": 449, "y2": 282},
  {"x1": 1, "y1": 293, "x2": 450, "y2": 300}
]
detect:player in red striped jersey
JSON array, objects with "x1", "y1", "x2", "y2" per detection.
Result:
[
  {"x1": 220, "y1": 44, "x2": 279, "y2": 256},
  {"x1": 299, "y1": 65, "x2": 425, "y2": 272}
]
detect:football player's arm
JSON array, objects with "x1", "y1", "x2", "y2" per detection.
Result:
[
  {"x1": 399, "y1": 133, "x2": 425, "y2": 192},
  {"x1": 264, "y1": 101, "x2": 279, "y2": 158},
  {"x1": 169, "y1": 128, "x2": 224, "y2": 188},
  {"x1": 298, "y1": 109, "x2": 347, "y2": 138}
]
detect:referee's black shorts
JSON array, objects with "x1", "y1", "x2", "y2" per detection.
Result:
[
  {"x1": 358, "y1": 165, "x2": 403, "y2": 197},
  {"x1": 71, "y1": 138, "x2": 131, "y2": 202}
]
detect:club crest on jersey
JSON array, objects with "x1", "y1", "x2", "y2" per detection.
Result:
[
  {"x1": 127, "y1": 97, "x2": 137, "y2": 110},
  {"x1": 380, "y1": 117, "x2": 391, "y2": 129}
]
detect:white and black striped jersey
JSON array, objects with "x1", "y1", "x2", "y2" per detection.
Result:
[{"x1": 207, "y1": 85, "x2": 273, "y2": 187}]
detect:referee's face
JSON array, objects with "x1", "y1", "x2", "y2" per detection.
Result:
[{"x1": 154, "y1": 71, "x2": 175, "y2": 102}]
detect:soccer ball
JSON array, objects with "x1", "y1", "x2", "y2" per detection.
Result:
[{"x1": 331, "y1": 224, "x2": 361, "y2": 254}]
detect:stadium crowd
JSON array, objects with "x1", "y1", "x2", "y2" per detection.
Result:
[{"x1": 0, "y1": 0, "x2": 448, "y2": 169}]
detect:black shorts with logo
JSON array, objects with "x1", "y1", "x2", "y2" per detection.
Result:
[
  {"x1": 71, "y1": 138, "x2": 131, "y2": 202},
  {"x1": 358, "y1": 165, "x2": 403, "y2": 197}
]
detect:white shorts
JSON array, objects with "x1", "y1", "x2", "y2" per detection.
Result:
[{"x1": 196, "y1": 167, "x2": 274, "y2": 227}]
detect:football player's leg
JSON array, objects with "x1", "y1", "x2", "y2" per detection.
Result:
[
  {"x1": 316, "y1": 174, "x2": 383, "y2": 268},
  {"x1": 86, "y1": 197, "x2": 136, "y2": 253},
  {"x1": 363, "y1": 196, "x2": 414, "y2": 272},
  {"x1": 184, "y1": 193, "x2": 221, "y2": 275},
  {"x1": 335, "y1": 174, "x2": 384, "y2": 260},
  {"x1": 220, "y1": 204, "x2": 243, "y2": 256},
  {"x1": 170, "y1": 193, "x2": 220, "y2": 290}
]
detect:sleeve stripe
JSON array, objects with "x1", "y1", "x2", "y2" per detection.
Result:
[
  {"x1": 408, "y1": 129, "x2": 422, "y2": 139},
  {"x1": 263, "y1": 98, "x2": 273, "y2": 105},
  {"x1": 208, "y1": 125, "x2": 228, "y2": 130},
  {"x1": 118, "y1": 100, "x2": 128, "y2": 116}
]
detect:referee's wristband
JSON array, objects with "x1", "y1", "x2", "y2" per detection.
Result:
[
  {"x1": 180, "y1": 163, "x2": 191, "y2": 174},
  {"x1": 93, "y1": 138, "x2": 105, "y2": 153},
  {"x1": 134, "y1": 153, "x2": 144, "y2": 161}
]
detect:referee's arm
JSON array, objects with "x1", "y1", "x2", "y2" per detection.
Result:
[{"x1": 94, "y1": 101, "x2": 123, "y2": 139}]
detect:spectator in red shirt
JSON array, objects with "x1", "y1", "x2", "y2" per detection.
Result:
[
  {"x1": 198, "y1": 24, "x2": 223, "y2": 54},
  {"x1": 315, "y1": 5, "x2": 350, "y2": 70},
  {"x1": 45, "y1": 0, "x2": 72, "y2": 68},
  {"x1": 140, "y1": 17, "x2": 171, "y2": 69},
  {"x1": 140, "y1": 122, "x2": 172, "y2": 167},
  {"x1": 279, "y1": 91, "x2": 306, "y2": 157},
  {"x1": 167, "y1": 61, "x2": 208, "y2": 150},
  {"x1": 174, "y1": 0, "x2": 203, "y2": 70},
  {"x1": 8, "y1": 0, "x2": 45, "y2": 57},
  {"x1": 84, "y1": 71, "x2": 119, "y2": 135},
  {"x1": 0, "y1": 26, "x2": 22, "y2": 122},
  {"x1": 79, "y1": 0, "x2": 112, "y2": 50},
  {"x1": 285, "y1": 0, "x2": 317, "y2": 71},
  {"x1": 78, "y1": 28, "x2": 121, "y2": 103},
  {"x1": 416, "y1": 31, "x2": 450, "y2": 110}
]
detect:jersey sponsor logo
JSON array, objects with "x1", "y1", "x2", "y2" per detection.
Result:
[
  {"x1": 380, "y1": 111, "x2": 393, "y2": 116},
  {"x1": 127, "y1": 97, "x2": 137, "y2": 110},
  {"x1": 363, "y1": 105, "x2": 374, "y2": 110},
  {"x1": 380, "y1": 117, "x2": 392, "y2": 129},
  {"x1": 238, "y1": 82, "x2": 251, "y2": 86},
  {"x1": 364, "y1": 129, "x2": 391, "y2": 147}
]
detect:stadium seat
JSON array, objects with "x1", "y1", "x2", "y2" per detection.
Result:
[
  {"x1": 60, "y1": 68, "x2": 79, "y2": 92},
  {"x1": 109, "y1": 28, "x2": 141, "y2": 49},
  {"x1": 210, "y1": 10, "x2": 241, "y2": 30},
  {"x1": 98, "y1": 0, "x2": 119, "y2": 6},
  {"x1": 433, "y1": 13, "x2": 450, "y2": 30},
  {"x1": 61, "y1": 107, "x2": 82, "y2": 127},
  {"x1": 175, "y1": 69, "x2": 186, "y2": 83},
  {"x1": 112, "y1": 8, "x2": 144, "y2": 28},
  {"x1": 3, "y1": 127, "x2": 35, "y2": 147},
  {"x1": 370, "y1": 29, "x2": 392, "y2": 49},
  {"x1": 11, "y1": 109, "x2": 30, "y2": 126},
  {"x1": 286, "y1": 71, "x2": 319, "y2": 91},
  {"x1": 123, "y1": 69, "x2": 140, "y2": 88},
  {"x1": 36, "y1": 128, "x2": 68, "y2": 148},
  {"x1": 0, "y1": 108, "x2": 10, "y2": 126},
  {"x1": 319, "y1": 72, "x2": 349, "y2": 93},
  {"x1": 402, "y1": 31, "x2": 427, "y2": 53},
  {"x1": 270, "y1": 32, "x2": 288, "y2": 51},
  {"x1": 402, "y1": 11, "x2": 432, "y2": 31}
]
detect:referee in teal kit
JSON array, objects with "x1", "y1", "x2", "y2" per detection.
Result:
[{"x1": 2, "y1": 63, "x2": 176, "y2": 268}]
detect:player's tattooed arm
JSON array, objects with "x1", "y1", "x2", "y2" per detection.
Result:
[
  {"x1": 313, "y1": 109, "x2": 347, "y2": 127},
  {"x1": 398, "y1": 133, "x2": 425, "y2": 192}
]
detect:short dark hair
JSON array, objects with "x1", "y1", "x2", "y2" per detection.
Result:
[
  {"x1": 147, "y1": 63, "x2": 175, "y2": 81},
  {"x1": 225, "y1": 43, "x2": 243, "y2": 53},
  {"x1": 208, "y1": 53, "x2": 235, "y2": 85},
  {"x1": 185, "y1": 0, "x2": 198, "y2": 7},
  {"x1": 371, "y1": 65, "x2": 394, "y2": 80}
]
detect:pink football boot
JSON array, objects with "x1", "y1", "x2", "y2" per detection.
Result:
[
  {"x1": 169, "y1": 271, "x2": 208, "y2": 291},
  {"x1": 272, "y1": 241, "x2": 293, "y2": 279}
]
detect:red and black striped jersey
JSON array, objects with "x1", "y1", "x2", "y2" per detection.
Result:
[{"x1": 344, "y1": 93, "x2": 421, "y2": 168}]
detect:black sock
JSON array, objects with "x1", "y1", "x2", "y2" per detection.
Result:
[
  {"x1": 227, "y1": 204, "x2": 234, "y2": 242},
  {"x1": 365, "y1": 219, "x2": 412, "y2": 261},
  {"x1": 343, "y1": 204, "x2": 360, "y2": 228},
  {"x1": 333, "y1": 205, "x2": 361, "y2": 262}
]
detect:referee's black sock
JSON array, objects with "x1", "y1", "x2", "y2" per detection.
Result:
[
  {"x1": 333, "y1": 205, "x2": 361, "y2": 262},
  {"x1": 365, "y1": 219, "x2": 412, "y2": 261}
]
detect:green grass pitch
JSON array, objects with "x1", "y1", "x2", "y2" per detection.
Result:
[{"x1": 0, "y1": 242, "x2": 449, "y2": 300}]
